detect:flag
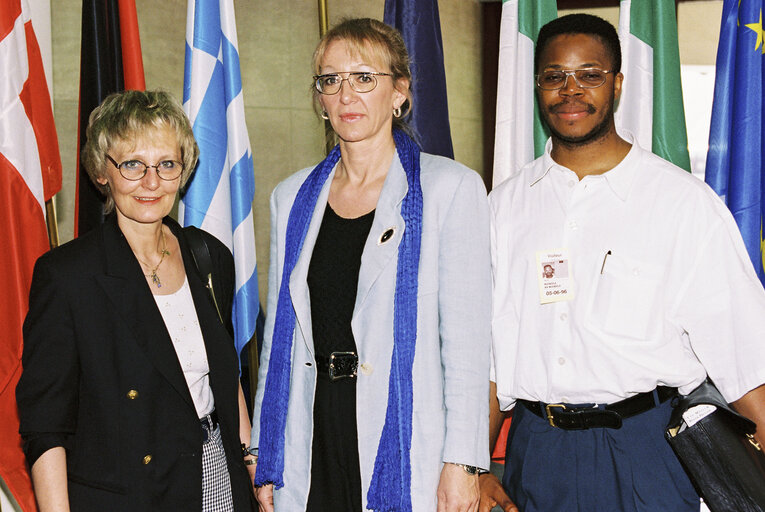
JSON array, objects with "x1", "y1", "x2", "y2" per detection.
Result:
[
  {"x1": 615, "y1": 0, "x2": 691, "y2": 171},
  {"x1": 384, "y1": 0, "x2": 454, "y2": 158},
  {"x1": 0, "y1": 0, "x2": 62, "y2": 509},
  {"x1": 705, "y1": 0, "x2": 765, "y2": 286},
  {"x1": 181, "y1": 0, "x2": 258, "y2": 362},
  {"x1": 492, "y1": 0, "x2": 556, "y2": 188},
  {"x1": 75, "y1": 0, "x2": 145, "y2": 237}
]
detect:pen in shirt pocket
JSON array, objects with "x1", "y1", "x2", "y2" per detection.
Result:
[{"x1": 600, "y1": 250, "x2": 612, "y2": 274}]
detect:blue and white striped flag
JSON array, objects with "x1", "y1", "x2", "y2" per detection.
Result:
[{"x1": 180, "y1": 0, "x2": 258, "y2": 361}]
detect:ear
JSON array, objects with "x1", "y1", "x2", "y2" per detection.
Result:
[
  {"x1": 613, "y1": 72, "x2": 624, "y2": 101},
  {"x1": 392, "y1": 77, "x2": 409, "y2": 109},
  {"x1": 96, "y1": 175, "x2": 109, "y2": 186}
]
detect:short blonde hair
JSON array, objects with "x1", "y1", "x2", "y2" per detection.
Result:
[
  {"x1": 312, "y1": 18, "x2": 413, "y2": 143},
  {"x1": 81, "y1": 89, "x2": 199, "y2": 213}
]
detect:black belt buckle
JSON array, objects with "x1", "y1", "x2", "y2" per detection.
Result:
[
  {"x1": 544, "y1": 403, "x2": 623, "y2": 430},
  {"x1": 328, "y1": 351, "x2": 358, "y2": 381}
]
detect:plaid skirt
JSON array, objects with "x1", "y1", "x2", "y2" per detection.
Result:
[{"x1": 201, "y1": 416, "x2": 234, "y2": 512}]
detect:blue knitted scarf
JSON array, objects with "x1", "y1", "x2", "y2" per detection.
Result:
[{"x1": 255, "y1": 129, "x2": 422, "y2": 512}]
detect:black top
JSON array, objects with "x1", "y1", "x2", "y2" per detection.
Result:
[{"x1": 306, "y1": 204, "x2": 374, "y2": 512}]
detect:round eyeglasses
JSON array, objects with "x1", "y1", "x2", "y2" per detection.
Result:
[
  {"x1": 535, "y1": 68, "x2": 614, "y2": 90},
  {"x1": 313, "y1": 71, "x2": 392, "y2": 95},
  {"x1": 106, "y1": 154, "x2": 183, "y2": 181}
]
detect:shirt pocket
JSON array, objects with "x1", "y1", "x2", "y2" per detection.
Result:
[{"x1": 587, "y1": 253, "x2": 664, "y2": 341}]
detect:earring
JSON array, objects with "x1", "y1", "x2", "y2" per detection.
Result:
[
  {"x1": 393, "y1": 107, "x2": 402, "y2": 118},
  {"x1": 321, "y1": 110, "x2": 329, "y2": 120}
]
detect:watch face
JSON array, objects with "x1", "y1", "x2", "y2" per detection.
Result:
[{"x1": 461, "y1": 464, "x2": 479, "y2": 475}]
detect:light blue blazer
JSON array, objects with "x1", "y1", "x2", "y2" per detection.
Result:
[{"x1": 251, "y1": 151, "x2": 492, "y2": 511}]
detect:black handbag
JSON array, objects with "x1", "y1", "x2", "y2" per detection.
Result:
[{"x1": 666, "y1": 380, "x2": 765, "y2": 512}]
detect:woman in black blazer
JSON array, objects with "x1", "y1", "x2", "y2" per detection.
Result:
[{"x1": 16, "y1": 90, "x2": 256, "y2": 511}]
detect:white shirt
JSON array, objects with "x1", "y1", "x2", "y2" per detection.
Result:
[
  {"x1": 489, "y1": 137, "x2": 765, "y2": 410},
  {"x1": 154, "y1": 277, "x2": 215, "y2": 418}
]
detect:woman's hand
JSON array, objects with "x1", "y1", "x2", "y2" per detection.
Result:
[
  {"x1": 255, "y1": 483, "x2": 274, "y2": 512},
  {"x1": 436, "y1": 463, "x2": 480, "y2": 512},
  {"x1": 478, "y1": 473, "x2": 519, "y2": 512}
]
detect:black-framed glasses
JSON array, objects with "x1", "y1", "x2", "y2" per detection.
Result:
[
  {"x1": 313, "y1": 71, "x2": 392, "y2": 95},
  {"x1": 106, "y1": 154, "x2": 183, "y2": 181},
  {"x1": 535, "y1": 68, "x2": 614, "y2": 90}
]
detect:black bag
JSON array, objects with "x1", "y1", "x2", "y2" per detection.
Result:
[{"x1": 666, "y1": 380, "x2": 765, "y2": 512}]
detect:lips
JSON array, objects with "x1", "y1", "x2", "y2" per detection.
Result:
[
  {"x1": 339, "y1": 112, "x2": 364, "y2": 122},
  {"x1": 134, "y1": 196, "x2": 162, "y2": 204}
]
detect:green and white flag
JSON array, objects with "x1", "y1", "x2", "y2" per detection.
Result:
[
  {"x1": 616, "y1": 0, "x2": 691, "y2": 170},
  {"x1": 492, "y1": 0, "x2": 557, "y2": 188}
]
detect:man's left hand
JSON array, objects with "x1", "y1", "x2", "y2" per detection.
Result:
[{"x1": 437, "y1": 462, "x2": 480, "y2": 512}]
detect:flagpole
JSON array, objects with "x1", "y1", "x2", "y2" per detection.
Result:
[
  {"x1": 317, "y1": 0, "x2": 334, "y2": 155},
  {"x1": 45, "y1": 198, "x2": 59, "y2": 248}
]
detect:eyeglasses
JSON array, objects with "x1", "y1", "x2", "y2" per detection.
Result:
[
  {"x1": 106, "y1": 154, "x2": 183, "y2": 181},
  {"x1": 535, "y1": 68, "x2": 614, "y2": 90},
  {"x1": 313, "y1": 71, "x2": 392, "y2": 95}
]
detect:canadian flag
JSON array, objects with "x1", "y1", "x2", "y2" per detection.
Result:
[{"x1": 0, "y1": 0, "x2": 62, "y2": 510}]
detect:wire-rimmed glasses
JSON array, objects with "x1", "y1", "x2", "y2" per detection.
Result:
[
  {"x1": 106, "y1": 154, "x2": 183, "y2": 181},
  {"x1": 535, "y1": 68, "x2": 614, "y2": 90},
  {"x1": 313, "y1": 71, "x2": 392, "y2": 95}
]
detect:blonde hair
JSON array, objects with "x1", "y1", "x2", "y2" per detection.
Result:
[
  {"x1": 81, "y1": 89, "x2": 199, "y2": 213},
  {"x1": 312, "y1": 18, "x2": 413, "y2": 143}
]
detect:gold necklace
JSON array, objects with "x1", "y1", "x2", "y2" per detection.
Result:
[{"x1": 138, "y1": 228, "x2": 171, "y2": 288}]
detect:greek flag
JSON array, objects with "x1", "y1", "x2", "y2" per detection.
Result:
[{"x1": 180, "y1": 0, "x2": 258, "y2": 360}]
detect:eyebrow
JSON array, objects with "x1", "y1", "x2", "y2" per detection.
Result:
[{"x1": 541, "y1": 62, "x2": 603, "y2": 70}]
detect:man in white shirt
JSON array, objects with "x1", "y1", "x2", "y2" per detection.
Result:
[{"x1": 480, "y1": 13, "x2": 765, "y2": 512}]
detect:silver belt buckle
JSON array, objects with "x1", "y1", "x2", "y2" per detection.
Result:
[{"x1": 328, "y1": 351, "x2": 358, "y2": 381}]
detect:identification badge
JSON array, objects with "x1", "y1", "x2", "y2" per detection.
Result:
[{"x1": 536, "y1": 249, "x2": 574, "y2": 304}]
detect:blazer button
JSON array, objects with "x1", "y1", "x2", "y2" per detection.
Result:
[
  {"x1": 142, "y1": 455, "x2": 152, "y2": 465},
  {"x1": 127, "y1": 389, "x2": 139, "y2": 400},
  {"x1": 360, "y1": 363, "x2": 373, "y2": 375}
]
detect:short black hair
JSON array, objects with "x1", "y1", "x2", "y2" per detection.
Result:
[{"x1": 535, "y1": 13, "x2": 621, "y2": 73}]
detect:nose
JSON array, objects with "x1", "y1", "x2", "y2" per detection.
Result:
[
  {"x1": 559, "y1": 73, "x2": 583, "y2": 96},
  {"x1": 140, "y1": 167, "x2": 161, "y2": 189},
  {"x1": 339, "y1": 78, "x2": 357, "y2": 103}
]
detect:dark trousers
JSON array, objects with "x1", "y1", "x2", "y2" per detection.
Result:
[{"x1": 503, "y1": 398, "x2": 699, "y2": 512}]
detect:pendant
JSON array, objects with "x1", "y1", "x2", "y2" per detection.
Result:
[{"x1": 150, "y1": 270, "x2": 162, "y2": 288}]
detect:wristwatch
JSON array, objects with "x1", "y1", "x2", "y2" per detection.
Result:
[{"x1": 456, "y1": 463, "x2": 480, "y2": 475}]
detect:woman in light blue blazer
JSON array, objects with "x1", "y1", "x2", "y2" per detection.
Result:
[{"x1": 249, "y1": 18, "x2": 491, "y2": 512}]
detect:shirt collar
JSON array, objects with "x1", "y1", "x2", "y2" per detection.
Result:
[{"x1": 530, "y1": 133, "x2": 642, "y2": 202}]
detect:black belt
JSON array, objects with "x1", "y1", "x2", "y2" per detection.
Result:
[
  {"x1": 315, "y1": 351, "x2": 358, "y2": 381},
  {"x1": 200, "y1": 410, "x2": 219, "y2": 443},
  {"x1": 519, "y1": 386, "x2": 677, "y2": 430}
]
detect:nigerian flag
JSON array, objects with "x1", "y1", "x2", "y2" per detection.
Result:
[
  {"x1": 615, "y1": 0, "x2": 691, "y2": 171},
  {"x1": 492, "y1": 0, "x2": 556, "y2": 188}
]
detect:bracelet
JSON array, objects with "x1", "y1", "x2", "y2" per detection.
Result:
[
  {"x1": 244, "y1": 457, "x2": 257, "y2": 466},
  {"x1": 241, "y1": 443, "x2": 251, "y2": 458}
]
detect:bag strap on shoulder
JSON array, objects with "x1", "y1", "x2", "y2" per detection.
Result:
[{"x1": 184, "y1": 226, "x2": 224, "y2": 324}]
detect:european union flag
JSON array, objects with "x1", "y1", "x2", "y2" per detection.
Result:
[{"x1": 705, "y1": 0, "x2": 765, "y2": 286}]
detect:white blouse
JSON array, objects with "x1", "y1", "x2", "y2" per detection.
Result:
[{"x1": 154, "y1": 277, "x2": 215, "y2": 418}]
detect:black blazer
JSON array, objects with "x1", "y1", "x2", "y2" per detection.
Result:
[{"x1": 17, "y1": 215, "x2": 254, "y2": 511}]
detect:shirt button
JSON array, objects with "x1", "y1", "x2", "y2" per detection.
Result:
[
  {"x1": 559, "y1": 313, "x2": 568, "y2": 322},
  {"x1": 558, "y1": 357, "x2": 566, "y2": 365},
  {"x1": 567, "y1": 220, "x2": 578, "y2": 230},
  {"x1": 142, "y1": 455, "x2": 152, "y2": 465},
  {"x1": 632, "y1": 268, "x2": 640, "y2": 276},
  {"x1": 127, "y1": 389, "x2": 138, "y2": 400},
  {"x1": 360, "y1": 363, "x2": 373, "y2": 375},
  {"x1": 568, "y1": 180, "x2": 576, "y2": 188}
]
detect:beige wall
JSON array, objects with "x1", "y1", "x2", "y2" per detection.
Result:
[{"x1": 50, "y1": 0, "x2": 482, "y2": 305}]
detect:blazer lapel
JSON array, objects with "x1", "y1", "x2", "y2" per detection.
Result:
[
  {"x1": 96, "y1": 217, "x2": 194, "y2": 408},
  {"x1": 354, "y1": 155, "x2": 407, "y2": 316},
  {"x1": 289, "y1": 166, "x2": 336, "y2": 356}
]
